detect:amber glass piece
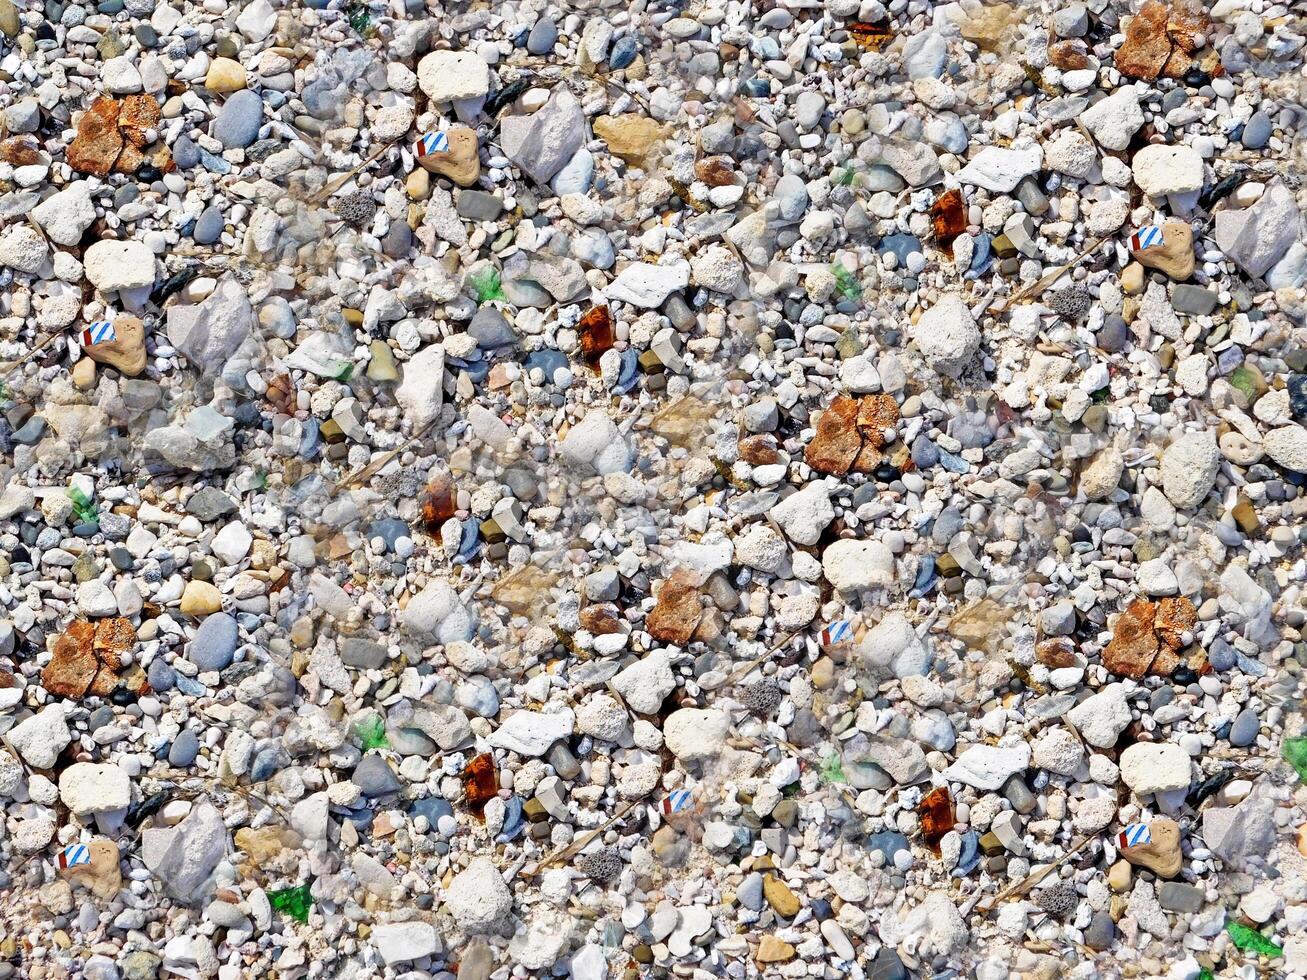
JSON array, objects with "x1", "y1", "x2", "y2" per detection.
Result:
[
  {"x1": 931, "y1": 189, "x2": 966, "y2": 256},
  {"x1": 420, "y1": 473, "x2": 456, "y2": 540},
  {"x1": 461, "y1": 752, "x2": 498, "y2": 820},
  {"x1": 848, "y1": 22, "x2": 892, "y2": 50},
  {"x1": 919, "y1": 786, "x2": 954, "y2": 853},
  {"x1": 577, "y1": 305, "x2": 614, "y2": 371}
]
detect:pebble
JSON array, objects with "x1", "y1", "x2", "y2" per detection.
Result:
[{"x1": 0, "y1": 1, "x2": 1296, "y2": 976}]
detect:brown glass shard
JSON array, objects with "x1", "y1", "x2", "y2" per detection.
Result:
[
  {"x1": 919, "y1": 786, "x2": 954, "y2": 853},
  {"x1": 421, "y1": 473, "x2": 457, "y2": 539},
  {"x1": 930, "y1": 189, "x2": 966, "y2": 256},
  {"x1": 848, "y1": 22, "x2": 891, "y2": 51},
  {"x1": 461, "y1": 752, "x2": 498, "y2": 820},
  {"x1": 577, "y1": 305, "x2": 615, "y2": 371}
]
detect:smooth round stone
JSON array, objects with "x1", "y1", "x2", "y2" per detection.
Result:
[
  {"x1": 147, "y1": 657, "x2": 176, "y2": 692},
  {"x1": 192, "y1": 205, "x2": 223, "y2": 245},
  {"x1": 187, "y1": 613, "x2": 238, "y2": 671},
  {"x1": 1228, "y1": 707, "x2": 1259, "y2": 747},
  {"x1": 167, "y1": 729, "x2": 200, "y2": 767},
  {"x1": 526, "y1": 17, "x2": 556, "y2": 54},
  {"x1": 213, "y1": 89, "x2": 263, "y2": 149},
  {"x1": 1241, "y1": 111, "x2": 1272, "y2": 150}
]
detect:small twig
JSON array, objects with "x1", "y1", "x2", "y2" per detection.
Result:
[
  {"x1": 519, "y1": 798, "x2": 642, "y2": 878},
  {"x1": 975, "y1": 831, "x2": 1102, "y2": 915},
  {"x1": 988, "y1": 234, "x2": 1111, "y2": 316},
  {"x1": 311, "y1": 140, "x2": 398, "y2": 205}
]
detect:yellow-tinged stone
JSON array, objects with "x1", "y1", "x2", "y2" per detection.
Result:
[
  {"x1": 594, "y1": 114, "x2": 666, "y2": 164},
  {"x1": 71, "y1": 357, "x2": 96, "y2": 389},
  {"x1": 180, "y1": 580, "x2": 222, "y2": 617},
  {"x1": 1108, "y1": 858, "x2": 1133, "y2": 892},
  {"x1": 1121, "y1": 262, "x2": 1145, "y2": 295},
  {"x1": 62, "y1": 838, "x2": 121, "y2": 899},
  {"x1": 204, "y1": 57, "x2": 247, "y2": 93},
  {"x1": 85, "y1": 314, "x2": 147, "y2": 376},
  {"x1": 406, "y1": 167, "x2": 430, "y2": 201},
  {"x1": 762, "y1": 874, "x2": 800, "y2": 918},
  {"x1": 1131, "y1": 220, "x2": 1194, "y2": 280},
  {"x1": 757, "y1": 935, "x2": 796, "y2": 963},
  {"x1": 418, "y1": 127, "x2": 480, "y2": 187}
]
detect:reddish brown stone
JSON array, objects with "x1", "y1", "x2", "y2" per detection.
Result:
[
  {"x1": 67, "y1": 96, "x2": 125, "y2": 177},
  {"x1": 804, "y1": 396, "x2": 862, "y2": 475},
  {"x1": 0, "y1": 136, "x2": 41, "y2": 167},
  {"x1": 1115, "y1": 1, "x2": 1172, "y2": 81},
  {"x1": 42, "y1": 624, "x2": 99, "y2": 700},
  {"x1": 739, "y1": 435, "x2": 784, "y2": 466},
  {"x1": 88, "y1": 667, "x2": 119, "y2": 697},
  {"x1": 1150, "y1": 646, "x2": 1180, "y2": 677},
  {"x1": 856, "y1": 394, "x2": 900, "y2": 450},
  {"x1": 1154, "y1": 596, "x2": 1196, "y2": 651},
  {"x1": 94, "y1": 616, "x2": 136, "y2": 658},
  {"x1": 1166, "y1": 3, "x2": 1210, "y2": 53},
  {"x1": 646, "y1": 572, "x2": 703, "y2": 646},
  {"x1": 579, "y1": 604, "x2": 625, "y2": 635},
  {"x1": 1103, "y1": 599, "x2": 1159, "y2": 678},
  {"x1": 113, "y1": 142, "x2": 146, "y2": 175},
  {"x1": 1048, "y1": 40, "x2": 1091, "y2": 71},
  {"x1": 1036, "y1": 637, "x2": 1077, "y2": 669},
  {"x1": 849, "y1": 440, "x2": 882, "y2": 475},
  {"x1": 695, "y1": 157, "x2": 737, "y2": 187},
  {"x1": 118, "y1": 94, "x2": 160, "y2": 148}
]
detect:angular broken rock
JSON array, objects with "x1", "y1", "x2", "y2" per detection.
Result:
[
  {"x1": 805, "y1": 396, "x2": 862, "y2": 475},
  {"x1": 645, "y1": 571, "x2": 703, "y2": 645},
  {"x1": 1215, "y1": 180, "x2": 1303, "y2": 279},
  {"x1": 166, "y1": 274, "x2": 254, "y2": 371},
  {"x1": 142, "y1": 799, "x2": 228, "y2": 902},
  {"x1": 487, "y1": 709, "x2": 574, "y2": 757},
  {"x1": 500, "y1": 89, "x2": 585, "y2": 185},
  {"x1": 67, "y1": 97, "x2": 125, "y2": 177},
  {"x1": 941, "y1": 742, "x2": 1031, "y2": 790},
  {"x1": 1102, "y1": 599, "x2": 1159, "y2": 678}
]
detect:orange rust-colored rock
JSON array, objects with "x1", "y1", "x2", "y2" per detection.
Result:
[
  {"x1": 1102, "y1": 599, "x2": 1159, "y2": 678},
  {"x1": 1036, "y1": 637, "x2": 1078, "y2": 668},
  {"x1": 0, "y1": 135, "x2": 41, "y2": 166},
  {"x1": 1155, "y1": 596, "x2": 1196, "y2": 651},
  {"x1": 67, "y1": 97, "x2": 125, "y2": 177},
  {"x1": 857, "y1": 393, "x2": 901, "y2": 450},
  {"x1": 695, "y1": 157, "x2": 737, "y2": 187},
  {"x1": 118, "y1": 94, "x2": 160, "y2": 147},
  {"x1": 1115, "y1": 1, "x2": 1171, "y2": 80},
  {"x1": 739, "y1": 434, "x2": 784, "y2": 466},
  {"x1": 805, "y1": 396, "x2": 862, "y2": 475},
  {"x1": 579, "y1": 604, "x2": 625, "y2": 635},
  {"x1": 1049, "y1": 40, "x2": 1091, "y2": 71},
  {"x1": 646, "y1": 572, "x2": 703, "y2": 646},
  {"x1": 42, "y1": 621, "x2": 99, "y2": 699}
]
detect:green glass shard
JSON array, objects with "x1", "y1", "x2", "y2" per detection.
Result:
[
  {"x1": 470, "y1": 267, "x2": 505, "y2": 304},
  {"x1": 1226, "y1": 921, "x2": 1282, "y2": 957},
  {"x1": 1198, "y1": 970, "x2": 1213, "y2": 980},
  {"x1": 355, "y1": 715, "x2": 389, "y2": 750},
  {"x1": 830, "y1": 262, "x2": 861, "y2": 301},
  {"x1": 1229, "y1": 366, "x2": 1259, "y2": 401},
  {"x1": 1282, "y1": 737, "x2": 1307, "y2": 782},
  {"x1": 345, "y1": 2, "x2": 370, "y2": 34},
  {"x1": 834, "y1": 166, "x2": 856, "y2": 187},
  {"x1": 332, "y1": 362, "x2": 355, "y2": 383},
  {"x1": 269, "y1": 883, "x2": 313, "y2": 923},
  {"x1": 820, "y1": 753, "x2": 847, "y2": 784},
  {"x1": 67, "y1": 486, "x2": 98, "y2": 523}
]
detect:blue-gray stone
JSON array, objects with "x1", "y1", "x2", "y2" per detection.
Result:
[
  {"x1": 353, "y1": 753, "x2": 402, "y2": 797},
  {"x1": 879, "y1": 233, "x2": 921, "y2": 264},
  {"x1": 409, "y1": 796, "x2": 452, "y2": 825},
  {"x1": 497, "y1": 795, "x2": 525, "y2": 840},
  {"x1": 468, "y1": 306, "x2": 516, "y2": 348},
  {"x1": 1240, "y1": 111, "x2": 1272, "y2": 150},
  {"x1": 12, "y1": 416, "x2": 45, "y2": 445},
  {"x1": 168, "y1": 729, "x2": 200, "y2": 767},
  {"x1": 187, "y1": 613, "x2": 238, "y2": 671},
  {"x1": 524, "y1": 349, "x2": 568, "y2": 379},
  {"x1": 174, "y1": 675, "x2": 207, "y2": 697},
  {"x1": 369, "y1": 518, "x2": 408, "y2": 552},
  {"x1": 609, "y1": 36, "x2": 637, "y2": 70},
  {"x1": 910, "y1": 434, "x2": 939, "y2": 468},
  {"x1": 1096, "y1": 315, "x2": 1130, "y2": 353},
  {"x1": 867, "y1": 831, "x2": 910, "y2": 863},
  {"x1": 193, "y1": 205, "x2": 223, "y2": 245},
  {"x1": 249, "y1": 746, "x2": 288, "y2": 782},
  {"x1": 147, "y1": 657, "x2": 175, "y2": 692},
  {"x1": 953, "y1": 830, "x2": 981, "y2": 876},
  {"x1": 1228, "y1": 707, "x2": 1259, "y2": 747},
  {"x1": 527, "y1": 17, "x2": 556, "y2": 54},
  {"x1": 213, "y1": 90, "x2": 263, "y2": 149},
  {"x1": 198, "y1": 148, "x2": 232, "y2": 174}
]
